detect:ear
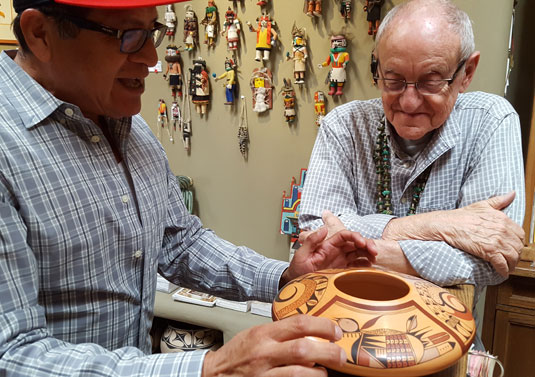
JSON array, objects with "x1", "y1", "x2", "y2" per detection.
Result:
[
  {"x1": 458, "y1": 51, "x2": 480, "y2": 93},
  {"x1": 19, "y1": 9, "x2": 55, "y2": 62}
]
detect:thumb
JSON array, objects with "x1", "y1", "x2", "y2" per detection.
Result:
[
  {"x1": 322, "y1": 210, "x2": 346, "y2": 238},
  {"x1": 487, "y1": 191, "x2": 516, "y2": 210}
]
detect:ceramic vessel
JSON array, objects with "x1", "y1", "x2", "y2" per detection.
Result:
[
  {"x1": 160, "y1": 324, "x2": 223, "y2": 353},
  {"x1": 272, "y1": 268, "x2": 475, "y2": 377}
]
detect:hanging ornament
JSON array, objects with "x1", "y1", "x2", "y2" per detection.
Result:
[
  {"x1": 250, "y1": 67, "x2": 273, "y2": 113},
  {"x1": 221, "y1": 7, "x2": 241, "y2": 52},
  {"x1": 246, "y1": 13, "x2": 278, "y2": 63},
  {"x1": 183, "y1": 5, "x2": 199, "y2": 52},
  {"x1": 318, "y1": 32, "x2": 349, "y2": 96},
  {"x1": 364, "y1": 0, "x2": 384, "y2": 36},
  {"x1": 237, "y1": 96, "x2": 249, "y2": 159},
  {"x1": 163, "y1": 45, "x2": 183, "y2": 98},
  {"x1": 189, "y1": 57, "x2": 210, "y2": 116},
  {"x1": 314, "y1": 90, "x2": 326, "y2": 127},
  {"x1": 286, "y1": 23, "x2": 308, "y2": 85},
  {"x1": 201, "y1": 0, "x2": 219, "y2": 48},
  {"x1": 213, "y1": 57, "x2": 237, "y2": 105},
  {"x1": 164, "y1": 4, "x2": 177, "y2": 40},
  {"x1": 181, "y1": 79, "x2": 192, "y2": 152},
  {"x1": 281, "y1": 78, "x2": 296, "y2": 124}
]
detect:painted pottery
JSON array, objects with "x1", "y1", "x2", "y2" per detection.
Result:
[
  {"x1": 160, "y1": 324, "x2": 223, "y2": 353},
  {"x1": 272, "y1": 268, "x2": 475, "y2": 377}
]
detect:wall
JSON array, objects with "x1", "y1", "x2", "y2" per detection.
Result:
[{"x1": 141, "y1": 0, "x2": 514, "y2": 263}]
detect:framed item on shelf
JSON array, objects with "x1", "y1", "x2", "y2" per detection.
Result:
[{"x1": 0, "y1": 0, "x2": 17, "y2": 44}]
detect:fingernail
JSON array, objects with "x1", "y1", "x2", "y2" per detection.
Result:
[
  {"x1": 339, "y1": 348, "x2": 347, "y2": 365},
  {"x1": 335, "y1": 325, "x2": 343, "y2": 340}
]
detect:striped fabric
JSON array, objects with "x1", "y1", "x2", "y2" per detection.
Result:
[
  {"x1": 0, "y1": 50, "x2": 287, "y2": 376},
  {"x1": 300, "y1": 93, "x2": 525, "y2": 292}
]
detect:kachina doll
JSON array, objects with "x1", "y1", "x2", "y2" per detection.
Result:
[
  {"x1": 163, "y1": 45, "x2": 183, "y2": 98},
  {"x1": 201, "y1": 0, "x2": 218, "y2": 48},
  {"x1": 281, "y1": 79, "x2": 296, "y2": 124},
  {"x1": 286, "y1": 24, "x2": 308, "y2": 85},
  {"x1": 189, "y1": 58, "x2": 210, "y2": 116},
  {"x1": 314, "y1": 90, "x2": 326, "y2": 127},
  {"x1": 364, "y1": 0, "x2": 384, "y2": 36},
  {"x1": 164, "y1": 4, "x2": 176, "y2": 40},
  {"x1": 318, "y1": 33, "x2": 349, "y2": 96},
  {"x1": 339, "y1": 0, "x2": 352, "y2": 20},
  {"x1": 221, "y1": 7, "x2": 241, "y2": 51},
  {"x1": 183, "y1": 5, "x2": 198, "y2": 51},
  {"x1": 171, "y1": 101, "x2": 181, "y2": 133},
  {"x1": 214, "y1": 57, "x2": 237, "y2": 105},
  {"x1": 304, "y1": 0, "x2": 322, "y2": 17},
  {"x1": 157, "y1": 99, "x2": 168, "y2": 140},
  {"x1": 246, "y1": 13, "x2": 278, "y2": 62}
]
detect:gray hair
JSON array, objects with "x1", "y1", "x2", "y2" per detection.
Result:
[{"x1": 375, "y1": 0, "x2": 475, "y2": 62}]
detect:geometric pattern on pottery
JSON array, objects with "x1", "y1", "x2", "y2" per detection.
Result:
[
  {"x1": 272, "y1": 268, "x2": 475, "y2": 377},
  {"x1": 160, "y1": 325, "x2": 223, "y2": 353}
]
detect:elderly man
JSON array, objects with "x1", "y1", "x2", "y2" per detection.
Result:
[
  {"x1": 300, "y1": 0, "x2": 525, "y2": 349},
  {"x1": 0, "y1": 0, "x2": 378, "y2": 376}
]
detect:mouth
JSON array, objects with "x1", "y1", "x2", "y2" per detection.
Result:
[{"x1": 118, "y1": 78, "x2": 145, "y2": 91}]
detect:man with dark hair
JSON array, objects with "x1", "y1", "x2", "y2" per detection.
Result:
[{"x1": 0, "y1": 1, "x2": 378, "y2": 376}]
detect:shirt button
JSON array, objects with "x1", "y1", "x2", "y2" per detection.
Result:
[
  {"x1": 64, "y1": 108, "x2": 74, "y2": 117},
  {"x1": 121, "y1": 195, "x2": 129, "y2": 203},
  {"x1": 401, "y1": 198, "x2": 407, "y2": 204},
  {"x1": 134, "y1": 250, "x2": 143, "y2": 258},
  {"x1": 403, "y1": 162, "x2": 411, "y2": 168},
  {"x1": 90, "y1": 135, "x2": 101, "y2": 143}
]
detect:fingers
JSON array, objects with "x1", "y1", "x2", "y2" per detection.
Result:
[
  {"x1": 270, "y1": 315, "x2": 342, "y2": 343},
  {"x1": 486, "y1": 191, "x2": 516, "y2": 210},
  {"x1": 321, "y1": 210, "x2": 346, "y2": 238},
  {"x1": 263, "y1": 365, "x2": 329, "y2": 377}
]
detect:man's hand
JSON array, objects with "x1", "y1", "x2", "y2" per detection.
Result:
[
  {"x1": 202, "y1": 315, "x2": 347, "y2": 377},
  {"x1": 283, "y1": 211, "x2": 377, "y2": 286},
  {"x1": 383, "y1": 191, "x2": 524, "y2": 277}
]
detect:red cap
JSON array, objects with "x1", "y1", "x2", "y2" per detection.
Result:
[{"x1": 14, "y1": 0, "x2": 189, "y2": 12}]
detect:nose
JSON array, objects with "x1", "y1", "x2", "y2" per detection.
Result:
[
  {"x1": 128, "y1": 37, "x2": 159, "y2": 67},
  {"x1": 398, "y1": 84, "x2": 423, "y2": 112}
]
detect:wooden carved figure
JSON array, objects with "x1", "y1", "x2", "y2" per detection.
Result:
[
  {"x1": 183, "y1": 5, "x2": 198, "y2": 51},
  {"x1": 281, "y1": 78, "x2": 296, "y2": 124},
  {"x1": 247, "y1": 14, "x2": 278, "y2": 62},
  {"x1": 189, "y1": 58, "x2": 210, "y2": 115},
  {"x1": 221, "y1": 7, "x2": 241, "y2": 51},
  {"x1": 304, "y1": 0, "x2": 322, "y2": 17},
  {"x1": 286, "y1": 24, "x2": 308, "y2": 85},
  {"x1": 364, "y1": 0, "x2": 384, "y2": 36},
  {"x1": 339, "y1": 0, "x2": 352, "y2": 20},
  {"x1": 318, "y1": 34, "x2": 349, "y2": 96},
  {"x1": 214, "y1": 57, "x2": 237, "y2": 105},
  {"x1": 164, "y1": 4, "x2": 176, "y2": 40},
  {"x1": 201, "y1": 0, "x2": 218, "y2": 47},
  {"x1": 171, "y1": 101, "x2": 180, "y2": 134},
  {"x1": 314, "y1": 90, "x2": 326, "y2": 127},
  {"x1": 157, "y1": 99, "x2": 168, "y2": 141},
  {"x1": 163, "y1": 45, "x2": 183, "y2": 98},
  {"x1": 250, "y1": 67, "x2": 273, "y2": 113}
]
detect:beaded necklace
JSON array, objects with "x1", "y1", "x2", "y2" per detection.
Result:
[{"x1": 374, "y1": 120, "x2": 432, "y2": 215}]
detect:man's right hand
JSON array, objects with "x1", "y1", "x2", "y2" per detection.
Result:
[
  {"x1": 383, "y1": 191, "x2": 525, "y2": 277},
  {"x1": 201, "y1": 315, "x2": 346, "y2": 377}
]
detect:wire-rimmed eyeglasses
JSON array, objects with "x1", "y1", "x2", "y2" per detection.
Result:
[
  {"x1": 60, "y1": 14, "x2": 168, "y2": 54},
  {"x1": 373, "y1": 60, "x2": 467, "y2": 95}
]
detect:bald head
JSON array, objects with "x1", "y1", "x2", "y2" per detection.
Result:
[{"x1": 375, "y1": 0, "x2": 474, "y2": 62}]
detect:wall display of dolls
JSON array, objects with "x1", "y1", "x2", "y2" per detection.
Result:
[
  {"x1": 221, "y1": 7, "x2": 241, "y2": 52},
  {"x1": 214, "y1": 58, "x2": 238, "y2": 105},
  {"x1": 286, "y1": 24, "x2": 308, "y2": 85},
  {"x1": 201, "y1": 1, "x2": 218, "y2": 47},
  {"x1": 183, "y1": 5, "x2": 199, "y2": 51},
  {"x1": 246, "y1": 14, "x2": 278, "y2": 62},
  {"x1": 189, "y1": 58, "x2": 211, "y2": 115},
  {"x1": 318, "y1": 33, "x2": 349, "y2": 96},
  {"x1": 163, "y1": 45, "x2": 183, "y2": 99}
]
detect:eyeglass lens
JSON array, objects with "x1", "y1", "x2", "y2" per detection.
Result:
[{"x1": 121, "y1": 25, "x2": 166, "y2": 53}]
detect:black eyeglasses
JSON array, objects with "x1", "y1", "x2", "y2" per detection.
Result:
[
  {"x1": 374, "y1": 60, "x2": 467, "y2": 95},
  {"x1": 60, "y1": 14, "x2": 167, "y2": 54}
]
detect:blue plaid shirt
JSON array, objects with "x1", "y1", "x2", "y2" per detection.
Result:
[
  {"x1": 0, "y1": 50, "x2": 287, "y2": 376},
  {"x1": 300, "y1": 94, "x2": 525, "y2": 291}
]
